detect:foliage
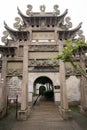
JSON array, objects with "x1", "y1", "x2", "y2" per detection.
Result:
[
  {"x1": 56, "y1": 39, "x2": 87, "y2": 78},
  {"x1": 69, "y1": 105, "x2": 78, "y2": 112}
]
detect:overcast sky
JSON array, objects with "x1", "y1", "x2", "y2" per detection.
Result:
[{"x1": 0, "y1": 0, "x2": 87, "y2": 44}]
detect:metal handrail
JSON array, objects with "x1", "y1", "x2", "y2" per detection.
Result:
[{"x1": 33, "y1": 95, "x2": 40, "y2": 106}]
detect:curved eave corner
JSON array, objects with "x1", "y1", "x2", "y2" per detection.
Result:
[
  {"x1": 58, "y1": 22, "x2": 82, "y2": 39},
  {"x1": 69, "y1": 22, "x2": 82, "y2": 34},
  {"x1": 4, "y1": 21, "x2": 29, "y2": 37},
  {"x1": 58, "y1": 9, "x2": 68, "y2": 19},
  {"x1": 17, "y1": 7, "x2": 29, "y2": 19},
  {"x1": 4, "y1": 21, "x2": 19, "y2": 37}
]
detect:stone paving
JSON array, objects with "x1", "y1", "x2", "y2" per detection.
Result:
[
  {"x1": 0, "y1": 100, "x2": 87, "y2": 130},
  {"x1": 11, "y1": 101, "x2": 83, "y2": 130}
]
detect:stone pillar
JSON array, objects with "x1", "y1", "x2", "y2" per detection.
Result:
[
  {"x1": 59, "y1": 41, "x2": 72, "y2": 119},
  {"x1": 79, "y1": 54, "x2": 87, "y2": 115},
  {"x1": 0, "y1": 57, "x2": 7, "y2": 118},
  {"x1": 17, "y1": 44, "x2": 29, "y2": 120}
]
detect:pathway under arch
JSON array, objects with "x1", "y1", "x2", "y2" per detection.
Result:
[{"x1": 33, "y1": 76, "x2": 54, "y2": 101}]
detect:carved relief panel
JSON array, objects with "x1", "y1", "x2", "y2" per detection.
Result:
[
  {"x1": 7, "y1": 76, "x2": 22, "y2": 102},
  {"x1": 29, "y1": 60, "x2": 59, "y2": 67},
  {"x1": 7, "y1": 62, "x2": 23, "y2": 76},
  {"x1": 29, "y1": 45, "x2": 59, "y2": 52}
]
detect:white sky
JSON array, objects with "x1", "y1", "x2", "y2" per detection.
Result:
[{"x1": 0, "y1": 0, "x2": 87, "y2": 45}]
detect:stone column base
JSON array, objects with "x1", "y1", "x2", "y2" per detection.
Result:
[
  {"x1": 79, "y1": 105, "x2": 87, "y2": 116},
  {"x1": 17, "y1": 106, "x2": 31, "y2": 120},
  {"x1": 54, "y1": 101, "x2": 60, "y2": 105},
  {"x1": 59, "y1": 106, "x2": 72, "y2": 120}
]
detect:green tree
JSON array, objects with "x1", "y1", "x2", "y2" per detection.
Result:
[{"x1": 56, "y1": 39, "x2": 87, "y2": 78}]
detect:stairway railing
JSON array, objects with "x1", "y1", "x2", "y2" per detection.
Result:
[{"x1": 33, "y1": 95, "x2": 42, "y2": 106}]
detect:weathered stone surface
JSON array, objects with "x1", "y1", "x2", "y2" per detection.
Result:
[
  {"x1": 0, "y1": 4, "x2": 87, "y2": 120},
  {"x1": 28, "y1": 60, "x2": 59, "y2": 67},
  {"x1": 66, "y1": 76, "x2": 80, "y2": 102},
  {"x1": 7, "y1": 76, "x2": 22, "y2": 102},
  {"x1": 29, "y1": 45, "x2": 59, "y2": 52}
]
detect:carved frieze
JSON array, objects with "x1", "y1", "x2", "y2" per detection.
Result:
[
  {"x1": 29, "y1": 66, "x2": 59, "y2": 72},
  {"x1": 29, "y1": 60, "x2": 59, "y2": 67},
  {"x1": 65, "y1": 67, "x2": 81, "y2": 76},
  {"x1": 29, "y1": 45, "x2": 59, "y2": 52},
  {"x1": 7, "y1": 69, "x2": 22, "y2": 76}
]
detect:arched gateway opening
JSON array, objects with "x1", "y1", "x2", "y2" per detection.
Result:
[{"x1": 33, "y1": 76, "x2": 54, "y2": 101}]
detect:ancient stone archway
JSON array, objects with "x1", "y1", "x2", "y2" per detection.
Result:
[{"x1": 0, "y1": 4, "x2": 86, "y2": 120}]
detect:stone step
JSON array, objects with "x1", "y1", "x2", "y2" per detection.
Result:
[{"x1": 29, "y1": 101, "x2": 63, "y2": 123}]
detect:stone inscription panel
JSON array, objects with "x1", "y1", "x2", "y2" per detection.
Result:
[
  {"x1": 7, "y1": 62, "x2": 23, "y2": 69},
  {"x1": 32, "y1": 32, "x2": 54, "y2": 40},
  {"x1": 29, "y1": 45, "x2": 59, "y2": 52}
]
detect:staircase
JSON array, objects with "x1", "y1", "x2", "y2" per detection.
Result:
[{"x1": 29, "y1": 101, "x2": 63, "y2": 123}]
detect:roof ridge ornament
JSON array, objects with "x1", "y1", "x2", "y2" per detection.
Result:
[
  {"x1": 53, "y1": 5, "x2": 60, "y2": 16},
  {"x1": 26, "y1": 4, "x2": 32, "y2": 16},
  {"x1": 1, "y1": 30, "x2": 9, "y2": 44},
  {"x1": 65, "y1": 17, "x2": 72, "y2": 29},
  {"x1": 77, "y1": 30, "x2": 85, "y2": 41},
  {"x1": 13, "y1": 17, "x2": 25, "y2": 31},
  {"x1": 13, "y1": 17, "x2": 21, "y2": 30},
  {"x1": 40, "y1": 5, "x2": 46, "y2": 13}
]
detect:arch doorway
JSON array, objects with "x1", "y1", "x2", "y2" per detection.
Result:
[
  {"x1": 33, "y1": 76, "x2": 54, "y2": 101},
  {"x1": 39, "y1": 86, "x2": 46, "y2": 96}
]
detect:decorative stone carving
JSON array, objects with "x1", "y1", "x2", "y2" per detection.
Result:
[
  {"x1": 30, "y1": 66, "x2": 59, "y2": 72},
  {"x1": 29, "y1": 60, "x2": 59, "y2": 67},
  {"x1": 13, "y1": 17, "x2": 24, "y2": 30},
  {"x1": 1, "y1": 31, "x2": 9, "y2": 43},
  {"x1": 7, "y1": 69, "x2": 22, "y2": 76},
  {"x1": 77, "y1": 30, "x2": 85, "y2": 41},
  {"x1": 65, "y1": 17, "x2": 72, "y2": 29},
  {"x1": 26, "y1": 4, "x2": 32, "y2": 15},
  {"x1": 65, "y1": 67, "x2": 81, "y2": 76},
  {"x1": 29, "y1": 45, "x2": 59, "y2": 52},
  {"x1": 13, "y1": 17, "x2": 21, "y2": 30},
  {"x1": 41, "y1": 20, "x2": 45, "y2": 27},
  {"x1": 53, "y1": 5, "x2": 60, "y2": 15},
  {"x1": 40, "y1": 5, "x2": 46, "y2": 12},
  {"x1": 7, "y1": 76, "x2": 22, "y2": 102},
  {"x1": 66, "y1": 68, "x2": 73, "y2": 75}
]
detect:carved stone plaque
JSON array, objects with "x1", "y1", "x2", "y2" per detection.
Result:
[{"x1": 32, "y1": 32, "x2": 54, "y2": 40}]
